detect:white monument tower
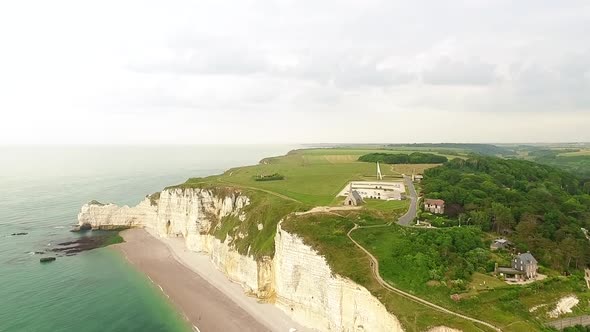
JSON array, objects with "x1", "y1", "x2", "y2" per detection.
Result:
[{"x1": 376, "y1": 162, "x2": 383, "y2": 180}]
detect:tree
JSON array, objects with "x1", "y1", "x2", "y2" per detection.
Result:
[
  {"x1": 491, "y1": 203, "x2": 515, "y2": 234},
  {"x1": 469, "y1": 210, "x2": 492, "y2": 231}
]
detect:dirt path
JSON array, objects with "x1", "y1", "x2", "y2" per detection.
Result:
[
  {"x1": 216, "y1": 179, "x2": 304, "y2": 204},
  {"x1": 294, "y1": 205, "x2": 361, "y2": 216},
  {"x1": 346, "y1": 224, "x2": 501, "y2": 331}
]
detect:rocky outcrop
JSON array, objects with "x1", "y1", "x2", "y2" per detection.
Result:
[
  {"x1": 549, "y1": 295, "x2": 579, "y2": 318},
  {"x1": 77, "y1": 198, "x2": 157, "y2": 230},
  {"x1": 78, "y1": 187, "x2": 403, "y2": 331}
]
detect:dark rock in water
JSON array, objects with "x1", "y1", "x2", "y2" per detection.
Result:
[
  {"x1": 40, "y1": 257, "x2": 56, "y2": 263},
  {"x1": 51, "y1": 232, "x2": 122, "y2": 255},
  {"x1": 12, "y1": 232, "x2": 28, "y2": 236}
]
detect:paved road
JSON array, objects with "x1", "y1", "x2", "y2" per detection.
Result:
[{"x1": 397, "y1": 175, "x2": 418, "y2": 226}]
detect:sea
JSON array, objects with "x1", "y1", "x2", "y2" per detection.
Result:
[{"x1": 0, "y1": 145, "x2": 295, "y2": 332}]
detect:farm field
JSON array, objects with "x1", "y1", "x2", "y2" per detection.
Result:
[
  {"x1": 507, "y1": 144, "x2": 590, "y2": 178},
  {"x1": 557, "y1": 149, "x2": 590, "y2": 157}
]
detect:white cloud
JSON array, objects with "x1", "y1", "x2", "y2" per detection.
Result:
[
  {"x1": 0, "y1": 0, "x2": 589, "y2": 144},
  {"x1": 422, "y1": 57, "x2": 497, "y2": 86}
]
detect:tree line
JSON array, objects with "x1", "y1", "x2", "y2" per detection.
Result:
[{"x1": 358, "y1": 152, "x2": 448, "y2": 164}]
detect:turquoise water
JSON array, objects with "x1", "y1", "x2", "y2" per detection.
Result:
[{"x1": 0, "y1": 145, "x2": 293, "y2": 332}]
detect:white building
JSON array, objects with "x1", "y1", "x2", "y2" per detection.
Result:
[{"x1": 338, "y1": 181, "x2": 405, "y2": 200}]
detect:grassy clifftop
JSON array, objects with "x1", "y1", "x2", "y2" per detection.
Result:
[
  {"x1": 164, "y1": 148, "x2": 436, "y2": 259},
  {"x1": 173, "y1": 148, "x2": 442, "y2": 206},
  {"x1": 209, "y1": 188, "x2": 303, "y2": 258}
]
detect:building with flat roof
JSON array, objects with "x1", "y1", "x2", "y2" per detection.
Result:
[{"x1": 338, "y1": 181, "x2": 405, "y2": 201}]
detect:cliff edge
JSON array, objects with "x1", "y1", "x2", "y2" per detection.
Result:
[{"x1": 78, "y1": 187, "x2": 404, "y2": 332}]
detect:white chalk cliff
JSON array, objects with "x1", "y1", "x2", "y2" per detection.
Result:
[{"x1": 78, "y1": 188, "x2": 404, "y2": 332}]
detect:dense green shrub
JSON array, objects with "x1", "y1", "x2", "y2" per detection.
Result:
[
  {"x1": 253, "y1": 173, "x2": 285, "y2": 181},
  {"x1": 356, "y1": 225, "x2": 490, "y2": 288}
]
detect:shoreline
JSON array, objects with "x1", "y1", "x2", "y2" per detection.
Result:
[{"x1": 114, "y1": 228, "x2": 309, "y2": 332}]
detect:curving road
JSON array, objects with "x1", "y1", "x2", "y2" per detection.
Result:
[
  {"x1": 347, "y1": 180, "x2": 502, "y2": 331},
  {"x1": 397, "y1": 175, "x2": 418, "y2": 226}
]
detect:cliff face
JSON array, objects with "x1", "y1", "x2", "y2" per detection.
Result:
[
  {"x1": 274, "y1": 224, "x2": 404, "y2": 332},
  {"x1": 78, "y1": 188, "x2": 403, "y2": 332},
  {"x1": 78, "y1": 199, "x2": 157, "y2": 229}
]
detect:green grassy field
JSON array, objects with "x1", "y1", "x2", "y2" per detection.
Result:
[
  {"x1": 176, "y1": 148, "x2": 432, "y2": 206},
  {"x1": 168, "y1": 148, "x2": 428, "y2": 257},
  {"x1": 363, "y1": 199, "x2": 410, "y2": 216},
  {"x1": 558, "y1": 149, "x2": 590, "y2": 157}
]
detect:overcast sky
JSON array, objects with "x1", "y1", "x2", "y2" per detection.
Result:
[{"x1": 1, "y1": 0, "x2": 589, "y2": 144}]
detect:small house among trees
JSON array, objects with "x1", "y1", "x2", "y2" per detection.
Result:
[
  {"x1": 424, "y1": 198, "x2": 445, "y2": 214},
  {"x1": 490, "y1": 238, "x2": 512, "y2": 251}
]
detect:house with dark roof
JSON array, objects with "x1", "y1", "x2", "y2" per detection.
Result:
[
  {"x1": 495, "y1": 252, "x2": 539, "y2": 282},
  {"x1": 496, "y1": 266, "x2": 525, "y2": 281},
  {"x1": 513, "y1": 252, "x2": 538, "y2": 280},
  {"x1": 424, "y1": 198, "x2": 445, "y2": 214},
  {"x1": 497, "y1": 252, "x2": 538, "y2": 281}
]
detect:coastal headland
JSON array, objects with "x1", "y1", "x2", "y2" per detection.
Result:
[{"x1": 79, "y1": 146, "x2": 590, "y2": 332}]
